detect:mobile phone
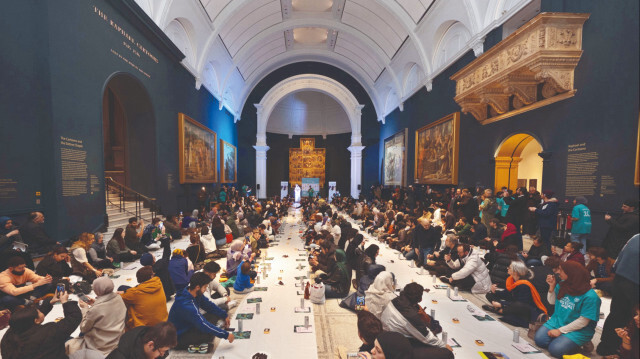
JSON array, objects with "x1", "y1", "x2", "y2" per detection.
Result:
[
  {"x1": 78, "y1": 294, "x2": 90, "y2": 303},
  {"x1": 355, "y1": 296, "x2": 365, "y2": 311},
  {"x1": 56, "y1": 283, "x2": 65, "y2": 295}
]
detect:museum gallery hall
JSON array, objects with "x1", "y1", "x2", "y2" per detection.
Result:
[{"x1": 1, "y1": 1, "x2": 638, "y2": 359}]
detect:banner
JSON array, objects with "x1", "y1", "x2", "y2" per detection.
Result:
[
  {"x1": 301, "y1": 178, "x2": 320, "y2": 197},
  {"x1": 280, "y1": 181, "x2": 289, "y2": 199},
  {"x1": 328, "y1": 181, "x2": 337, "y2": 200}
]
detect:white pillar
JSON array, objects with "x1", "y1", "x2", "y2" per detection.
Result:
[
  {"x1": 254, "y1": 145, "x2": 269, "y2": 199},
  {"x1": 347, "y1": 145, "x2": 365, "y2": 199}
]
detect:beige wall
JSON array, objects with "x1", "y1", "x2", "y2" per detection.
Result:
[{"x1": 517, "y1": 140, "x2": 543, "y2": 190}]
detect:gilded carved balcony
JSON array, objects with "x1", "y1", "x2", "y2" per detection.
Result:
[{"x1": 451, "y1": 13, "x2": 590, "y2": 124}]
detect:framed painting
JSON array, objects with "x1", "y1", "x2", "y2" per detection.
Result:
[
  {"x1": 178, "y1": 113, "x2": 217, "y2": 184},
  {"x1": 220, "y1": 139, "x2": 237, "y2": 183},
  {"x1": 414, "y1": 112, "x2": 460, "y2": 185},
  {"x1": 383, "y1": 129, "x2": 408, "y2": 186}
]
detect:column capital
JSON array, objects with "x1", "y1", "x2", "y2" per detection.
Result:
[{"x1": 347, "y1": 145, "x2": 365, "y2": 154}]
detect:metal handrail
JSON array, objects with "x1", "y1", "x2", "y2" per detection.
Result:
[{"x1": 105, "y1": 177, "x2": 161, "y2": 221}]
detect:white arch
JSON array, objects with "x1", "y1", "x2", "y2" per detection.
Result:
[
  {"x1": 253, "y1": 74, "x2": 365, "y2": 199},
  {"x1": 255, "y1": 74, "x2": 363, "y2": 147}
]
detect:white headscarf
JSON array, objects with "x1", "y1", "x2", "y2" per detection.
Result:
[{"x1": 364, "y1": 271, "x2": 396, "y2": 319}]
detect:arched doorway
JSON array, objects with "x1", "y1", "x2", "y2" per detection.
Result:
[
  {"x1": 102, "y1": 73, "x2": 157, "y2": 196},
  {"x1": 495, "y1": 133, "x2": 543, "y2": 192},
  {"x1": 254, "y1": 74, "x2": 365, "y2": 198}
]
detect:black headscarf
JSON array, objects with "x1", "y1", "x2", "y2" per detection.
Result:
[{"x1": 364, "y1": 244, "x2": 379, "y2": 263}]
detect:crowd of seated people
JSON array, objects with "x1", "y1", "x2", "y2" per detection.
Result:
[
  {"x1": 0, "y1": 186, "x2": 293, "y2": 357},
  {"x1": 327, "y1": 187, "x2": 638, "y2": 359},
  {"x1": 0, "y1": 183, "x2": 637, "y2": 358}
]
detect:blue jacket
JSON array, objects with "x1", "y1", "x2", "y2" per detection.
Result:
[
  {"x1": 168, "y1": 288, "x2": 229, "y2": 339},
  {"x1": 168, "y1": 255, "x2": 193, "y2": 291},
  {"x1": 233, "y1": 261, "x2": 254, "y2": 292},
  {"x1": 535, "y1": 199, "x2": 559, "y2": 229}
]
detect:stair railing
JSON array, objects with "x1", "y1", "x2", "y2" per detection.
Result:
[{"x1": 105, "y1": 177, "x2": 161, "y2": 221}]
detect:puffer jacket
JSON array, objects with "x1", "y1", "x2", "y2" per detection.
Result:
[
  {"x1": 449, "y1": 249, "x2": 491, "y2": 293},
  {"x1": 489, "y1": 253, "x2": 514, "y2": 288},
  {"x1": 380, "y1": 295, "x2": 446, "y2": 348}
]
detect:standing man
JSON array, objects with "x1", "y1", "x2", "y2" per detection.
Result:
[
  {"x1": 529, "y1": 190, "x2": 558, "y2": 249},
  {"x1": 570, "y1": 196, "x2": 592, "y2": 254},
  {"x1": 524, "y1": 186, "x2": 541, "y2": 236},
  {"x1": 602, "y1": 199, "x2": 639, "y2": 259},
  {"x1": 504, "y1": 187, "x2": 528, "y2": 232}
]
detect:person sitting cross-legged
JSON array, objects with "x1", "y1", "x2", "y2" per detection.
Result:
[
  {"x1": 120, "y1": 266, "x2": 169, "y2": 331},
  {"x1": 441, "y1": 243, "x2": 491, "y2": 294},
  {"x1": 232, "y1": 260, "x2": 255, "y2": 294},
  {"x1": 202, "y1": 261, "x2": 237, "y2": 311},
  {"x1": 0, "y1": 256, "x2": 53, "y2": 310},
  {"x1": 534, "y1": 261, "x2": 601, "y2": 358},
  {"x1": 168, "y1": 272, "x2": 234, "y2": 352}
]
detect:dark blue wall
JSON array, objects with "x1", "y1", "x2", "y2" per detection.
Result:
[
  {"x1": 379, "y1": 0, "x2": 639, "y2": 242},
  {"x1": 1, "y1": 0, "x2": 237, "y2": 240},
  {"x1": 237, "y1": 62, "x2": 380, "y2": 197}
]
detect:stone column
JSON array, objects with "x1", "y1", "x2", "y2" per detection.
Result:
[
  {"x1": 254, "y1": 145, "x2": 269, "y2": 199},
  {"x1": 348, "y1": 145, "x2": 365, "y2": 199}
]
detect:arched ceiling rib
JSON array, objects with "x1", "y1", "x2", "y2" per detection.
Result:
[{"x1": 140, "y1": 0, "x2": 534, "y2": 121}]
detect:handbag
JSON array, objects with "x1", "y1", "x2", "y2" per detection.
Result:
[
  {"x1": 72, "y1": 280, "x2": 92, "y2": 295},
  {"x1": 309, "y1": 282, "x2": 325, "y2": 304},
  {"x1": 225, "y1": 233, "x2": 234, "y2": 243}
]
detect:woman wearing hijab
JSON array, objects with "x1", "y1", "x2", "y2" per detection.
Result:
[
  {"x1": 365, "y1": 271, "x2": 397, "y2": 319},
  {"x1": 534, "y1": 261, "x2": 601, "y2": 358},
  {"x1": 66, "y1": 277, "x2": 127, "y2": 356}
]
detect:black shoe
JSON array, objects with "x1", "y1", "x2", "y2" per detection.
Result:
[{"x1": 482, "y1": 304, "x2": 498, "y2": 313}]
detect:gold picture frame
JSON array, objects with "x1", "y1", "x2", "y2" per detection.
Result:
[
  {"x1": 178, "y1": 113, "x2": 217, "y2": 184},
  {"x1": 383, "y1": 129, "x2": 408, "y2": 186},
  {"x1": 414, "y1": 112, "x2": 460, "y2": 185},
  {"x1": 220, "y1": 139, "x2": 237, "y2": 183}
]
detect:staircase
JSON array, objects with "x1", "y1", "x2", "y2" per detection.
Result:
[{"x1": 103, "y1": 177, "x2": 161, "y2": 240}]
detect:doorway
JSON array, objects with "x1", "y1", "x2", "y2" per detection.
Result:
[
  {"x1": 494, "y1": 133, "x2": 543, "y2": 191},
  {"x1": 103, "y1": 86, "x2": 128, "y2": 186},
  {"x1": 102, "y1": 73, "x2": 157, "y2": 196}
]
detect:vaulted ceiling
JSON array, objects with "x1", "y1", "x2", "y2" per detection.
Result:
[{"x1": 135, "y1": 0, "x2": 536, "y2": 122}]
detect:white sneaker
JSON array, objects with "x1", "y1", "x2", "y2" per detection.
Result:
[{"x1": 227, "y1": 300, "x2": 238, "y2": 309}]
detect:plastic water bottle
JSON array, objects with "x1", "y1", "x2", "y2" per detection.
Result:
[
  {"x1": 513, "y1": 329, "x2": 520, "y2": 343},
  {"x1": 238, "y1": 319, "x2": 243, "y2": 332},
  {"x1": 300, "y1": 298, "x2": 305, "y2": 308},
  {"x1": 304, "y1": 315, "x2": 310, "y2": 328},
  {"x1": 442, "y1": 331, "x2": 448, "y2": 345},
  {"x1": 256, "y1": 303, "x2": 260, "y2": 315},
  {"x1": 454, "y1": 287, "x2": 459, "y2": 296},
  {"x1": 430, "y1": 309, "x2": 435, "y2": 319},
  {"x1": 446, "y1": 287, "x2": 451, "y2": 298}
]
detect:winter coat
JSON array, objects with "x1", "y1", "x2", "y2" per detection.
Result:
[
  {"x1": 381, "y1": 295, "x2": 446, "y2": 348},
  {"x1": 534, "y1": 198, "x2": 559, "y2": 229},
  {"x1": 449, "y1": 249, "x2": 491, "y2": 293},
  {"x1": 35, "y1": 254, "x2": 72, "y2": 283},
  {"x1": 168, "y1": 255, "x2": 194, "y2": 291},
  {"x1": 489, "y1": 253, "x2": 514, "y2": 288},
  {"x1": 153, "y1": 240, "x2": 175, "y2": 300},
  {"x1": 66, "y1": 292, "x2": 127, "y2": 356},
  {"x1": 120, "y1": 276, "x2": 168, "y2": 330},
  {"x1": 504, "y1": 195, "x2": 527, "y2": 228}
]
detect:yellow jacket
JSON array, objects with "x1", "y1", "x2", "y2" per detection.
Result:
[{"x1": 120, "y1": 276, "x2": 168, "y2": 330}]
